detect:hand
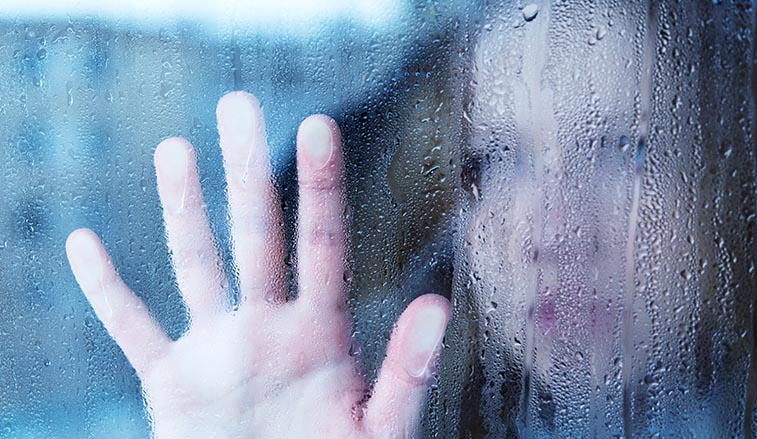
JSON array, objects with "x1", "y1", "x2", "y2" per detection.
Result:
[{"x1": 65, "y1": 92, "x2": 450, "y2": 439}]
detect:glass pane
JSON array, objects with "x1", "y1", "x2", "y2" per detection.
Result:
[
  {"x1": 1, "y1": 1, "x2": 755, "y2": 438},
  {"x1": 0, "y1": 1, "x2": 474, "y2": 437},
  {"x1": 440, "y1": 1, "x2": 756, "y2": 438}
]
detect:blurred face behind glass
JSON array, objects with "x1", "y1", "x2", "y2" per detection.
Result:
[{"x1": 438, "y1": 2, "x2": 756, "y2": 438}]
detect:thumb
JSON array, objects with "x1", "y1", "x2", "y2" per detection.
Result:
[{"x1": 363, "y1": 294, "x2": 450, "y2": 438}]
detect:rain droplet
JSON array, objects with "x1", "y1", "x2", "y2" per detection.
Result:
[
  {"x1": 522, "y1": 4, "x2": 539, "y2": 22},
  {"x1": 66, "y1": 81, "x2": 73, "y2": 107},
  {"x1": 486, "y1": 301, "x2": 498, "y2": 313},
  {"x1": 596, "y1": 25, "x2": 608, "y2": 41},
  {"x1": 264, "y1": 290, "x2": 279, "y2": 304}
]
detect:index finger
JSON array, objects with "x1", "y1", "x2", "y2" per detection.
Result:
[{"x1": 295, "y1": 115, "x2": 349, "y2": 312}]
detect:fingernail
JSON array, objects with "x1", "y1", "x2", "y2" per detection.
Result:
[
  {"x1": 71, "y1": 233, "x2": 104, "y2": 290},
  {"x1": 156, "y1": 140, "x2": 188, "y2": 214},
  {"x1": 218, "y1": 92, "x2": 256, "y2": 146},
  {"x1": 299, "y1": 117, "x2": 333, "y2": 170},
  {"x1": 403, "y1": 306, "x2": 448, "y2": 378}
]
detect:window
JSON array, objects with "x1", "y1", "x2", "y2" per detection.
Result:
[{"x1": 0, "y1": 1, "x2": 755, "y2": 438}]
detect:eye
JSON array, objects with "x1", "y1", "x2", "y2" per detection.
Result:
[{"x1": 460, "y1": 149, "x2": 485, "y2": 198}]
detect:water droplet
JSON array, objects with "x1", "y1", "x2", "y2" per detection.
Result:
[
  {"x1": 522, "y1": 4, "x2": 539, "y2": 22},
  {"x1": 66, "y1": 81, "x2": 73, "y2": 107},
  {"x1": 596, "y1": 25, "x2": 607, "y2": 41},
  {"x1": 264, "y1": 290, "x2": 279, "y2": 304},
  {"x1": 349, "y1": 337, "x2": 362, "y2": 357}
]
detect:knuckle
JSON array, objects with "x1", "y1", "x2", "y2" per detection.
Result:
[
  {"x1": 303, "y1": 224, "x2": 343, "y2": 247},
  {"x1": 298, "y1": 175, "x2": 338, "y2": 193}
]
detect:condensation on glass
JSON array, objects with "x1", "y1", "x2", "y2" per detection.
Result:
[
  {"x1": 0, "y1": 1, "x2": 754, "y2": 438},
  {"x1": 0, "y1": 2, "x2": 471, "y2": 437},
  {"x1": 438, "y1": 1, "x2": 757, "y2": 438}
]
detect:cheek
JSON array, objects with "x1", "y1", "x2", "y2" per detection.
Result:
[{"x1": 464, "y1": 160, "x2": 631, "y2": 345}]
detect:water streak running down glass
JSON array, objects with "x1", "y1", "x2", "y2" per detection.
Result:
[{"x1": 0, "y1": 1, "x2": 755, "y2": 438}]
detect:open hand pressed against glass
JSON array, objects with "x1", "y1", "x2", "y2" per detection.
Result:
[{"x1": 65, "y1": 92, "x2": 450, "y2": 438}]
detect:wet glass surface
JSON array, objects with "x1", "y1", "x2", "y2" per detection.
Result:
[
  {"x1": 439, "y1": 1, "x2": 756, "y2": 438},
  {"x1": 0, "y1": 2, "x2": 473, "y2": 437},
  {"x1": 0, "y1": 1, "x2": 755, "y2": 438}
]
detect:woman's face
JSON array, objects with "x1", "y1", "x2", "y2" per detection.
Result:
[{"x1": 445, "y1": 2, "x2": 756, "y2": 437}]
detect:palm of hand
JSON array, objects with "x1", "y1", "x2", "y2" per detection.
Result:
[
  {"x1": 66, "y1": 92, "x2": 449, "y2": 439},
  {"x1": 143, "y1": 309, "x2": 359, "y2": 438}
]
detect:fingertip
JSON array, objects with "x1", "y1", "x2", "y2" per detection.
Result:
[
  {"x1": 66, "y1": 227, "x2": 96, "y2": 254},
  {"x1": 66, "y1": 227, "x2": 101, "y2": 259},
  {"x1": 299, "y1": 114, "x2": 339, "y2": 134},
  {"x1": 217, "y1": 91, "x2": 261, "y2": 118},
  {"x1": 154, "y1": 137, "x2": 195, "y2": 214},
  {"x1": 216, "y1": 91, "x2": 263, "y2": 146},
  {"x1": 66, "y1": 228, "x2": 106, "y2": 291},
  {"x1": 394, "y1": 294, "x2": 450, "y2": 380},
  {"x1": 404, "y1": 293, "x2": 451, "y2": 316},
  {"x1": 364, "y1": 294, "x2": 449, "y2": 437},
  {"x1": 154, "y1": 137, "x2": 193, "y2": 169},
  {"x1": 297, "y1": 115, "x2": 341, "y2": 170}
]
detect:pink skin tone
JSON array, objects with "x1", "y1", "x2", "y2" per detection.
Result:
[{"x1": 65, "y1": 91, "x2": 450, "y2": 439}]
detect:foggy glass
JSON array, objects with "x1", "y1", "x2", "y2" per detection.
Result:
[
  {"x1": 0, "y1": 1, "x2": 754, "y2": 439},
  {"x1": 438, "y1": 1, "x2": 756, "y2": 438},
  {"x1": 0, "y1": 2, "x2": 473, "y2": 437}
]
